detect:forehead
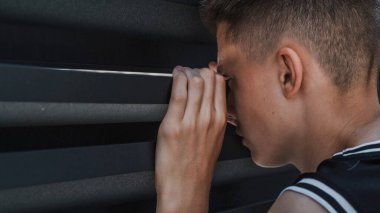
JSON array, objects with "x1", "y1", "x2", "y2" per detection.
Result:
[
  {"x1": 216, "y1": 22, "x2": 248, "y2": 69},
  {"x1": 216, "y1": 22, "x2": 230, "y2": 56},
  {"x1": 216, "y1": 27, "x2": 245, "y2": 74},
  {"x1": 217, "y1": 47, "x2": 238, "y2": 75},
  {"x1": 216, "y1": 24, "x2": 234, "y2": 64}
]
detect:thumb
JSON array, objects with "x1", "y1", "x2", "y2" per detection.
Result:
[{"x1": 208, "y1": 61, "x2": 218, "y2": 73}]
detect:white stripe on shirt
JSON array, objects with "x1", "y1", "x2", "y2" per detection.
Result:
[
  {"x1": 341, "y1": 148, "x2": 380, "y2": 157},
  {"x1": 333, "y1": 140, "x2": 380, "y2": 157},
  {"x1": 282, "y1": 186, "x2": 337, "y2": 213},
  {"x1": 299, "y1": 178, "x2": 357, "y2": 213}
]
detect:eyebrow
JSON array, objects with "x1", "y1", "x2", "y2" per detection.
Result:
[
  {"x1": 217, "y1": 60, "x2": 234, "y2": 76},
  {"x1": 217, "y1": 64, "x2": 227, "y2": 76},
  {"x1": 217, "y1": 52, "x2": 238, "y2": 75}
]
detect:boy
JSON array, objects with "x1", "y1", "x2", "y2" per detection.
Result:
[{"x1": 155, "y1": 1, "x2": 380, "y2": 212}]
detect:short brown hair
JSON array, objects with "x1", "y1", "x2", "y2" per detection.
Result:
[{"x1": 200, "y1": 0, "x2": 379, "y2": 92}]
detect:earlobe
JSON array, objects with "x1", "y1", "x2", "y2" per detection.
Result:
[{"x1": 277, "y1": 47, "x2": 303, "y2": 99}]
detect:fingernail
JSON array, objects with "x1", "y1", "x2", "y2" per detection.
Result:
[{"x1": 174, "y1": 65, "x2": 184, "y2": 72}]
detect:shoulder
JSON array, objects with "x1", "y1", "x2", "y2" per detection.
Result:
[
  {"x1": 270, "y1": 175, "x2": 358, "y2": 213},
  {"x1": 270, "y1": 144, "x2": 380, "y2": 213},
  {"x1": 269, "y1": 190, "x2": 327, "y2": 213}
]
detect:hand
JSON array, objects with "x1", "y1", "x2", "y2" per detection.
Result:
[{"x1": 155, "y1": 64, "x2": 227, "y2": 213}]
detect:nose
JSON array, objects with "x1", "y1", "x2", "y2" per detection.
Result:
[{"x1": 227, "y1": 92, "x2": 238, "y2": 127}]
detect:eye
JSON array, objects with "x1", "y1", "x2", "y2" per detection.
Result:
[
  {"x1": 222, "y1": 74, "x2": 232, "y2": 82},
  {"x1": 222, "y1": 74, "x2": 233, "y2": 94}
]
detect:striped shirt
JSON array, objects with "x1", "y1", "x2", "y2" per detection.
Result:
[{"x1": 281, "y1": 140, "x2": 380, "y2": 213}]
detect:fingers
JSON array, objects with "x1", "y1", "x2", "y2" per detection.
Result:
[
  {"x1": 183, "y1": 67, "x2": 204, "y2": 121},
  {"x1": 208, "y1": 61, "x2": 227, "y2": 119},
  {"x1": 165, "y1": 67, "x2": 188, "y2": 121},
  {"x1": 166, "y1": 65, "x2": 226, "y2": 127},
  {"x1": 214, "y1": 74, "x2": 227, "y2": 118},
  {"x1": 208, "y1": 61, "x2": 218, "y2": 73},
  {"x1": 199, "y1": 68, "x2": 216, "y2": 114}
]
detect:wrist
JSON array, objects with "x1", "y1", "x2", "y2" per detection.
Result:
[{"x1": 156, "y1": 182, "x2": 211, "y2": 213}]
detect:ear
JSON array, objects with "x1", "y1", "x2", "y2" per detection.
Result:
[{"x1": 276, "y1": 47, "x2": 303, "y2": 98}]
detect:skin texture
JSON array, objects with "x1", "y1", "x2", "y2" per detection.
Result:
[
  {"x1": 155, "y1": 66, "x2": 227, "y2": 213},
  {"x1": 155, "y1": 22, "x2": 380, "y2": 212}
]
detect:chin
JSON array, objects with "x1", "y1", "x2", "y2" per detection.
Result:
[{"x1": 250, "y1": 153, "x2": 288, "y2": 168}]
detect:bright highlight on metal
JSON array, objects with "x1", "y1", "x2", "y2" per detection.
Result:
[{"x1": 53, "y1": 67, "x2": 173, "y2": 77}]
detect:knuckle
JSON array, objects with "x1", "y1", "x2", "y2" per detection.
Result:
[
  {"x1": 176, "y1": 71, "x2": 187, "y2": 80},
  {"x1": 200, "y1": 121, "x2": 211, "y2": 130},
  {"x1": 215, "y1": 112, "x2": 227, "y2": 125},
  {"x1": 216, "y1": 74, "x2": 225, "y2": 83},
  {"x1": 158, "y1": 123, "x2": 171, "y2": 138},
  {"x1": 171, "y1": 94, "x2": 186, "y2": 103},
  {"x1": 200, "y1": 68, "x2": 212, "y2": 75},
  {"x1": 200, "y1": 68, "x2": 214, "y2": 79},
  {"x1": 159, "y1": 122, "x2": 181, "y2": 139},
  {"x1": 201, "y1": 112, "x2": 211, "y2": 123},
  {"x1": 191, "y1": 76, "x2": 204, "y2": 88},
  {"x1": 170, "y1": 126, "x2": 181, "y2": 138},
  {"x1": 200, "y1": 110, "x2": 214, "y2": 128},
  {"x1": 184, "y1": 69, "x2": 192, "y2": 78},
  {"x1": 183, "y1": 119, "x2": 196, "y2": 131}
]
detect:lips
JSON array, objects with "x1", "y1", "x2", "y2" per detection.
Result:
[
  {"x1": 235, "y1": 129, "x2": 243, "y2": 137},
  {"x1": 227, "y1": 114, "x2": 243, "y2": 137},
  {"x1": 227, "y1": 114, "x2": 238, "y2": 126},
  {"x1": 241, "y1": 139, "x2": 247, "y2": 147}
]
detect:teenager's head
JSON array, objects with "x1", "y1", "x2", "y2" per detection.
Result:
[{"x1": 200, "y1": 0, "x2": 379, "y2": 168}]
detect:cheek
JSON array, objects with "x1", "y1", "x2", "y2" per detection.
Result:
[
  {"x1": 231, "y1": 74, "x2": 292, "y2": 166},
  {"x1": 235, "y1": 80, "x2": 285, "y2": 141}
]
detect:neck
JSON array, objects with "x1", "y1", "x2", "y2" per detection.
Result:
[{"x1": 294, "y1": 83, "x2": 380, "y2": 173}]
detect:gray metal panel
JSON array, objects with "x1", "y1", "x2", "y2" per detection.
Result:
[
  {"x1": 0, "y1": 0, "x2": 214, "y2": 43},
  {"x1": 0, "y1": 102, "x2": 167, "y2": 127},
  {"x1": 0, "y1": 64, "x2": 172, "y2": 104},
  {"x1": 0, "y1": 158, "x2": 297, "y2": 212}
]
